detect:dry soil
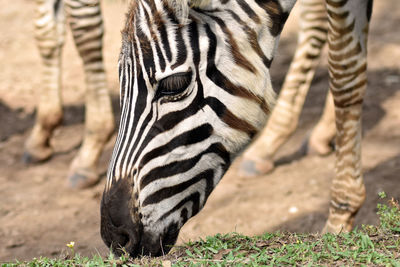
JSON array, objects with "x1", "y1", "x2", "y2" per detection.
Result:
[{"x1": 0, "y1": 0, "x2": 399, "y2": 262}]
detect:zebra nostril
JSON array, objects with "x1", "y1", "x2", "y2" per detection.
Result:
[
  {"x1": 109, "y1": 228, "x2": 139, "y2": 256},
  {"x1": 116, "y1": 232, "x2": 129, "y2": 247},
  {"x1": 110, "y1": 230, "x2": 129, "y2": 254},
  {"x1": 101, "y1": 198, "x2": 141, "y2": 256}
]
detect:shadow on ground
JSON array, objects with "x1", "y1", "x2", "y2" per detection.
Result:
[
  {"x1": 0, "y1": 95, "x2": 121, "y2": 143},
  {"x1": 272, "y1": 153, "x2": 400, "y2": 233}
]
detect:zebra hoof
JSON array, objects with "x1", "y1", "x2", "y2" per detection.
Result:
[
  {"x1": 68, "y1": 170, "x2": 99, "y2": 189},
  {"x1": 301, "y1": 135, "x2": 335, "y2": 157},
  {"x1": 22, "y1": 151, "x2": 51, "y2": 164},
  {"x1": 238, "y1": 157, "x2": 274, "y2": 177},
  {"x1": 322, "y1": 222, "x2": 348, "y2": 234}
]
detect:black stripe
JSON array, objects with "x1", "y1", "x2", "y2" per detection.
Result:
[
  {"x1": 53, "y1": 0, "x2": 62, "y2": 16},
  {"x1": 140, "y1": 143, "x2": 229, "y2": 189},
  {"x1": 74, "y1": 34, "x2": 103, "y2": 47},
  {"x1": 227, "y1": 10, "x2": 272, "y2": 68},
  {"x1": 172, "y1": 26, "x2": 187, "y2": 69},
  {"x1": 145, "y1": 0, "x2": 173, "y2": 63},
  {"x1": 140, "y1": 124, "x2": 213, "y2": 167},
  {"x1": 188, "y1": 21, "x2": 200, "y2": 66},
  {"x1": 68, "y1": 11, "x2": 101, "y2": 20},
  {"x1": 205, "y1": 97, "x2": 257, "y2": 137},
  {"x1": 206, "y1": 14, "x2": 256, "y2": 73},
  {"x1": 367, "y1": 0, "x2": 373, "y2": 21},
  {"x1": 236, "y1": 0, "x2": 260, "y2": 23},
  {"x1": 254, "y1": 0, "x2": 288, "y2": 36},
  {"x1": 142, "y1": 169, "x2": 214, "y2": 206},
  {"x1": 162, "y1": 0, "x2": 180, "y2": 25},
  {"x1": 65, "y1": 2, "x2": 95, "y2": 9},
  {"x1": 136, "y1": 20, "x2": 156, "y2": 85},
  {"x1": 158, "y1": 192, "x2": 201, "y2": 222},
  {"x1": 119, "y1": 60, "x2": 126, "y2": 106},
  {"x1": 142, "y1": 5, "x2": 166, "y2": 72},
  {"x1": 69, "y1": 20, "x2": 102, "y2": 32},
  {"x1": 156, "y1": 40, "x2": 167, "y2": 72},
  {"x1": 204, "y1": 24, "x2": 262, "y2": 102},
  {"x1": 157, "y1": 16, "x2": 172, "y2": 63},
  {"x1": 111, "y1": 51, "x2": 135, "y2": 182}
]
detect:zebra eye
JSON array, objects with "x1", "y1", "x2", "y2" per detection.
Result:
[{"x1": 157, "y1": 72, "x2": 192, "y2": 98}]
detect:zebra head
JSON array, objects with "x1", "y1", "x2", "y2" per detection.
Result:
[{"x1": 101, "y1": 0, "x2": 292, "y2": 257}]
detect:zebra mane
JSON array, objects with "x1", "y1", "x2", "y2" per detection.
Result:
[{"x1": 123, "y1": 0, "x2": 210, "y2": 42}]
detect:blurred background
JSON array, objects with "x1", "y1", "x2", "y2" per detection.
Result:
[{"x1": 0, "y1": 0, "x2": 399, "y2": 261}]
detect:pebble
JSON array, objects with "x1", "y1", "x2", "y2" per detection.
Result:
[{"x1": 289, "y1": 206, "x2": 298, "y2": 214}]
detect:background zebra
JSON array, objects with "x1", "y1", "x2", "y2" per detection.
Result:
[
  {"x1": 25, "y1": 0, "x2": 114, "y2": 188},
  {"x1": 240, "y1": 0, "x2": 336, "y2": 176},
  {"x1": 100, "y1": 0, "x2": 372, "y2": 257}
]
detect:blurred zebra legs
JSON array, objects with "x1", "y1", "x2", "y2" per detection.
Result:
[
  {"x1": 240, "y1": 0, "x2": 371, "y2": 232},
  {"x1": 24, "y1": 0, "x2": 66, "y2": 164},
  {"x1": 240, "y1": 0, "x2": 335, "y2": 176},
  {"x1": 64, "y1": 0, "x2": 114, "y2": 188},
  {"x1": 25, "y1": 0, "x2": 114, "y2": 189}
]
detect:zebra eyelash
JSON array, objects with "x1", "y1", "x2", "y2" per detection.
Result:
[{"x1": 155, "y1": 71, "x2": 193, "y2": 100}]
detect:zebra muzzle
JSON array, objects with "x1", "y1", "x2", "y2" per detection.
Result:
[{"x1": 100, "y1": 179, "x2": 142, "y2": 256}]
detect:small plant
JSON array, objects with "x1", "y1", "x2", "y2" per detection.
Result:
[
  {"x1": 377, "y1": 192, "x2": 400, "y2": 233},
  {"x1": 66, "y1": 241, "x2": 75, "y2": 257}
]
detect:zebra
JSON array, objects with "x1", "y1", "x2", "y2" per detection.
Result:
[
  {"x1": 100, "y1": 0, "x2": 372, "y2": 257},
  {"x1": 24, "y1": 0, "x2": 115, "y2": 188}
]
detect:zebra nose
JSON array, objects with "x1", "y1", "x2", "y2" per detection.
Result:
[
  {"x1": 100, "y1": 179, "x2": 142, "y2": 256},
  {"x1": 100, "y1": 219, "x2": 140, "y2": 256},
  {"x1": 100, "y1": 195, "x2": 142, "y2": 256}
]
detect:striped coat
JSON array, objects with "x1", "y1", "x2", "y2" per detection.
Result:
[{"x1": 100, "y1": 0, "x2": 372, "y2": 257}]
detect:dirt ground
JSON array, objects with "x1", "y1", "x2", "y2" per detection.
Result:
[{"x1": 0, "y1": 0, "x2": 399, "y2": 262}]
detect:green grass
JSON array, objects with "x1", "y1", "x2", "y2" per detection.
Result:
[{"x1": 3, "y1": 194, "x2": 400, "y2": 266}]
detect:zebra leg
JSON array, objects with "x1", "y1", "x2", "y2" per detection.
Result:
[
  {"x1": 323, "y1": 0, "x2": 371, "y2": 233},
  {"x1": 24, "y1": 0, "x2": 66, "y2": 164},
  {"x1": 308, "y1": 91, "x2": 336, "y2": 155},
  {"x1": 239, "y1": 0, "x2": 328, "y2": 176},
  {"x1": 65, "y1": 0, "x2": 114, "y2": 188}
]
